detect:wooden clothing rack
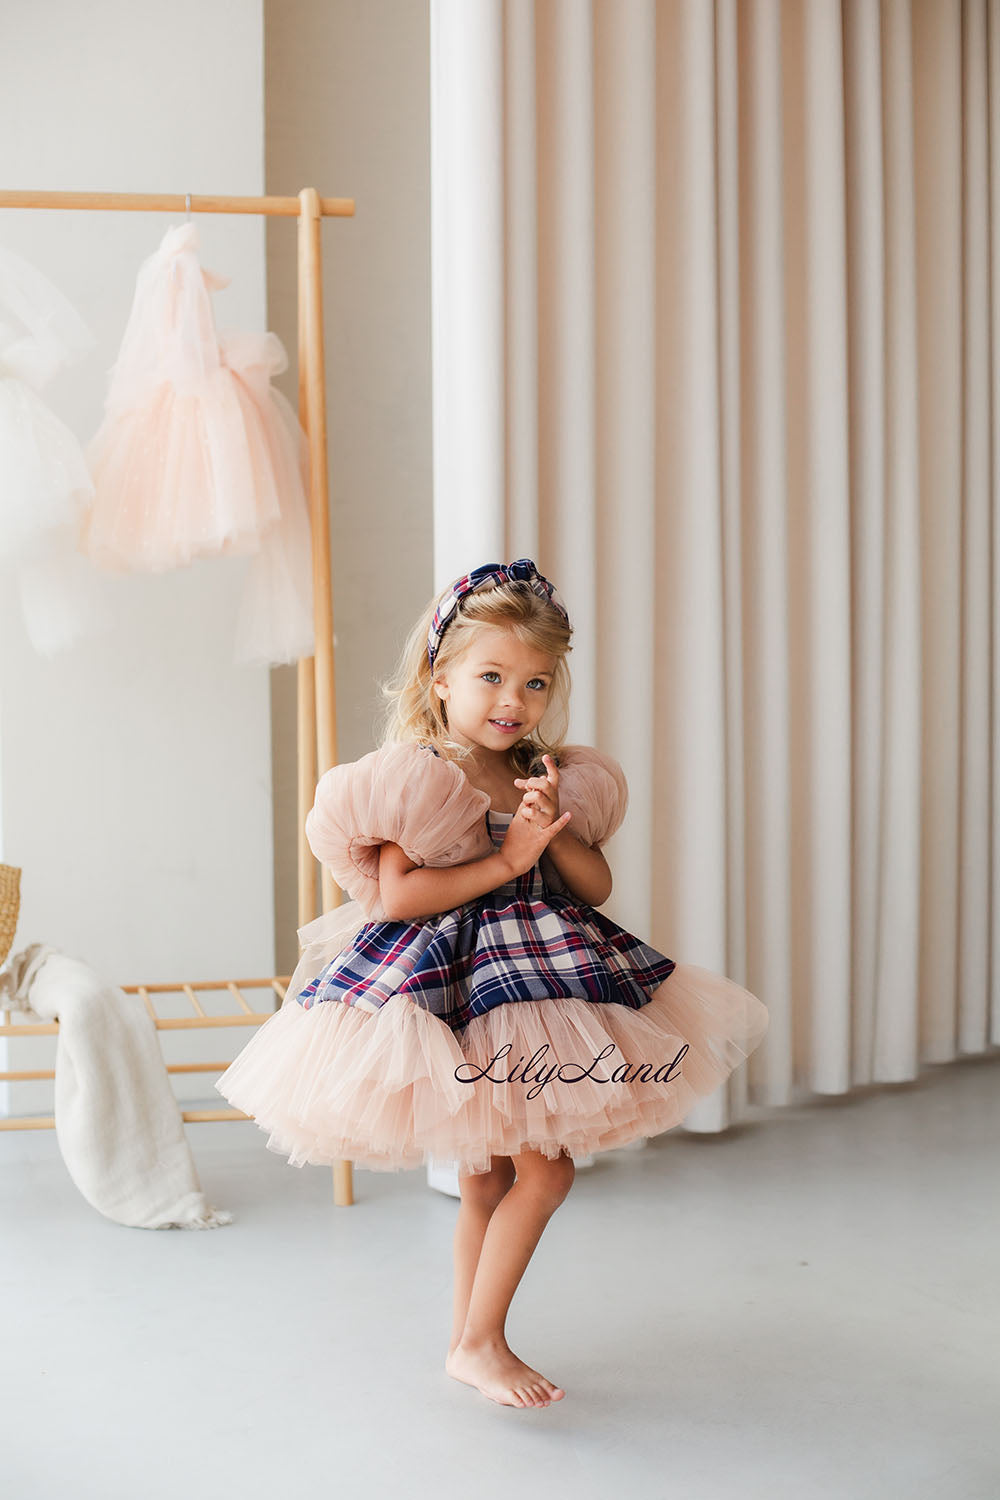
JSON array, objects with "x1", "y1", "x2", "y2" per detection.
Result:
[{"x1": 0, "y1": 187, "x2": 358, "y2": 1207}]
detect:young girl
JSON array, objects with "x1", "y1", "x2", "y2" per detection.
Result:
[{"x1": 216, "y1": 557, "x2": 769, "y2": 1410}]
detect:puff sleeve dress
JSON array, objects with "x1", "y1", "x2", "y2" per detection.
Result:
[{"x1": 215, "y1": 740, "x2": 769, "y2": 1176}]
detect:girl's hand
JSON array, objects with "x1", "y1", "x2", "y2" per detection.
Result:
[
  {"x1": 512, "y1": 754, "x2": 561, "y2": 828},
  {"x1": 497, "y1": 802, "x2": 572, "y2": 879}
]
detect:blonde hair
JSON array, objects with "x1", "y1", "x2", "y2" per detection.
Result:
[{"x1": 374, "y1": 573, "x2": 573, "y2": 777}]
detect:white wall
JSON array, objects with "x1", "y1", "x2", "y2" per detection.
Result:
[
  {"x1": 263, "y1": 0, "x2": 434, "y2": 973},
  {"x1": 0, "y1": 0, "x2": 271, "y2": 1112}
]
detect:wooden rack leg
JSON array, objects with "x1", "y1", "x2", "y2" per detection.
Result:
[
  {"x1": 296, "y1": 659, "x2": 318, "y2": 927},
  {"x1": 298, "y1": 186, "x2": 353, "y2": 1208}
]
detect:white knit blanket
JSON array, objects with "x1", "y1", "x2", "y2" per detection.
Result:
[{"x1": 0, "y1": 943, "x2": 231, "y2": 1230}]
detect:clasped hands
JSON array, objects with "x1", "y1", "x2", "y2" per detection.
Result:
[{"x1": 496, "y1": 753, "x2": 574, "y2": 879}]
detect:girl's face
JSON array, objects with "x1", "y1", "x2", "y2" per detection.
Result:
[{"x1": 433, "y1": 625, "x2": 556, "y2": 760}]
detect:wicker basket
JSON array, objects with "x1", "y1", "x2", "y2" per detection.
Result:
[{"x1": 0, "y1": 865, "x2": 21, "y2": 968}]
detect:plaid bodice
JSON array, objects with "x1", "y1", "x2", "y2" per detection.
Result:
[{"x1": 295, "y1": 806, "x2": 676, "y2": 1035}]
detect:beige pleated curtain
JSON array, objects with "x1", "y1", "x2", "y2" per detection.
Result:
[{"x1": 430, "y1": 0, "x2": 999, "y2": 1132}]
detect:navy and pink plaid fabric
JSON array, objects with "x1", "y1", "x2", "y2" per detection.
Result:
[
  {"x1": 426, "y1": 558, "x2": 571, "y2": 672},
  {"x1": 295, "y1": 809, "x2": 675, "y2": 1032}
]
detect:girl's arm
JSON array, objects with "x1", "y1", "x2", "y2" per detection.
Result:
[
  {"x1": 542, "y1": 828, "x2": 613, "y2": 906},
  {"x1": 378, "y1": 842, "x2": 516, "y2": 923}
]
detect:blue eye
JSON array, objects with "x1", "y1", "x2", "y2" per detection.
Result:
[{"x1": 480, "y1": 672, "x2": 548, "y2": 690}]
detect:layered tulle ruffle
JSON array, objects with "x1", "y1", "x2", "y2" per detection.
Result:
[{"x1": 215, "y1": 964, "x2": 769, "y2": 1176}]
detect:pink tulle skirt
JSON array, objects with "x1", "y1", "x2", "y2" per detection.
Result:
[{"x1": 215, "y1": 965, "x2": 769, "y2": 1177}]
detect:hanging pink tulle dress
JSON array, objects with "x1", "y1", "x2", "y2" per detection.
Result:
[{"x1": 81, "y1": 223, "x2": 314, "y2": 664}]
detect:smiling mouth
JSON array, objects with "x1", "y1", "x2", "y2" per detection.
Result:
[{"x1": 489, "y1": 719, "x2": 522, "y2": 729}]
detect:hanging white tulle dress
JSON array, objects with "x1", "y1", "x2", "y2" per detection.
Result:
[{"x1": 0, "y1": 243, "x2": 110, "y2": 655}]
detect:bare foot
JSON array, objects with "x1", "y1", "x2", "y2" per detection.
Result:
[{"x1": 445, "y1": 1338, "x2": 566, "y2": 1407}]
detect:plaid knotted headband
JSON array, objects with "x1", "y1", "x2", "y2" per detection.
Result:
[{"x1": 426, "y1": 557, "x2": 570, "y2": 672}]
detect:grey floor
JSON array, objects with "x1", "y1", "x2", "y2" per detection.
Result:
[{"x1": 2, "y1": 1054, "x2": 998, "y2": 1500}]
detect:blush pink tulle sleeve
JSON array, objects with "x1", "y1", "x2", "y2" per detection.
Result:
[
  {"x1": 556, "y1": 745, "x2": 630, "y2": 848},
  {"x1": 304, "y1": 741, "x2": 492, "y2": 920}
]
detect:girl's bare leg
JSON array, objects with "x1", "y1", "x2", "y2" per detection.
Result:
[
  {"x1": 448, "y1": 1155, "x2": 517, "y2": 1354},
  {"x1": 445, "y1": 1148, "x2": 575, "y2": 1408}
]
